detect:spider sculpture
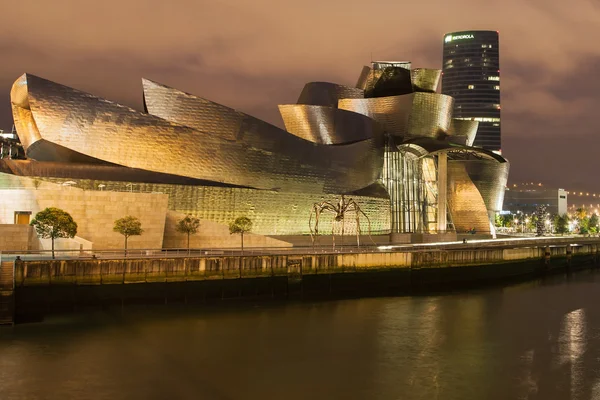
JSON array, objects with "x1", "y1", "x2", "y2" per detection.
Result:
[{"x1": 309, "y1": 195, "x2": 374, "y2": 249}]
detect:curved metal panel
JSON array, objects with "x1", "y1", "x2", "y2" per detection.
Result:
[
  {"x1": 11, "y1": 75, "x2": 114, "y2": 164},
  {"x1": 448, "y1": 119, "x2": 478, "y2": 146},
  {"x1": 355, "y1": 66, "x2": 372, "y2": 90},
  {"x1": 278, "y1": 104, "x2": 377, "y2": 144},
  {"x1": 463, "y1": 160, "x2": 510, "y2": 213},
  {"x1": 339, "y1": 95, "x2": 412, "y2": 137},
  {"x1": 296, "y1": 82, "x2": 363, "y2": 107},
  {"x1": 365, "y1": 67, "x2": 413, "y2": 98},
  {"x1": 338, "y1": 93, "x2": 454, "y2": 139},
  {"x1": 407, "y1": 93, "x2": 454, "y2": 139},
  {"x1": 142, "y1": 78, "x2": 241, "y2": 140},
  {"x1": 11, "y1": 74, "x2": 383, "y2": 194},
  {"x1": 447, "y1": 162, "x2": 492, "y2": 234},
  {"x1": 410, "y1": 68, "x2": 441, "y2": 93},
  {"x1": 0, "y1": 159, "x2": 246, "y2": 187},
  {"x1": 11, "y1": 76, "x2": 40, "y2": 150}
]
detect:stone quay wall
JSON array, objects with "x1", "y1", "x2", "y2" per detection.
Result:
[{"x1": 13, "y1": 242, "x2": 600, "y2": 287}]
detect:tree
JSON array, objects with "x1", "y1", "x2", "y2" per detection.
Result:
[
  {"x1": 113, "y1": 216, "x2": 144, "y2": 256},
  {"x1": 176, "y1": 214, "x2": 200, "y2": 255},
  {"x1": 30, "y1": 207, "x2": 78, "y2": 259},
  {"x1": 554, "y1": 214, "x2": 569, "y2": 235},
  {"x1": 576, "y1": 207, "x2": 587, "y2": 221},
  {"x1": 494, "y1": 213, "x2": 503, "y2": 228},
  {"x1": 589, "y1": 214, "x2": 599, "y2": 234},
  {"x1": 229, "y1": 216, "x2": 253, "y2": 253}
]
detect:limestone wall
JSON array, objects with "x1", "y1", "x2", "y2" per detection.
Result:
[
  {"x1": 162, "y1": 211, "x2": 291, "y2": 249},
  {"x1": 0, "y1": 186, "x2": 168, "y2": 250},
  {"x1": 0, "y1": 224, "x2": 37, "y2": 251}
]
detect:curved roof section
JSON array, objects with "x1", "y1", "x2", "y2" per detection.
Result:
[
  {"x1": 398, "y1": 137, "x2": 507, "y2": 163},
  {"x1": 296, "y1": 82, "x2": 363, "y2": 108},
  {"x1": 142, "y1": 78, "x2": 242, "y2": 141},
  {"x1": 11, "y1": 74, "x2": 383, "y2": 194},
  {"x1": 278, "y1": 104, "x2": 378, "y2": 144},
  {"x1": 338, "y1": 92, "x2": 454, "y2": 139},
  {"x1": 410, "y1": 68, "x2": 442, "y2": 93},
  {"x1": 448, "y1": 119, "x2": 478, "y2": 146}
]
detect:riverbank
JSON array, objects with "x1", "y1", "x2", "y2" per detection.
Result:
[{"x1": 5, "y1": 239, "x2": 599, "y2": 324}]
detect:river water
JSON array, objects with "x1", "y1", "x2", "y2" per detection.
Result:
[{"x1": 2, "y1": 271, "x2": 600, "y2": 400}]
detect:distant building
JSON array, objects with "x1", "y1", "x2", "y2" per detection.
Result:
[
  {"x1": 442, "y1": 30, "x2": 501, "y2": 152},
  {"x1": 567, "y1": 191, "x2": 600, "y2": 214},
  {"x1": 504, "y1": 184, "x2": 567, "y2": 215},
  {"x1": 0, "y1": 128, "x2": 17, "y2": 140},
  {"x1": 0, "y1": 128, "x2": 24, "y2": 160}
]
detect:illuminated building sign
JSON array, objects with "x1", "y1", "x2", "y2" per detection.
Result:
[{"x1": 445, "y1": 34, "x2": 475, "y2": 43}]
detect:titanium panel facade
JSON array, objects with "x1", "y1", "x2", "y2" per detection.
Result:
[
  {"x1": 142, "y1": 78, "x2": 242, "y2": 141},
  {"x1": 356, "y1": 66, "x2": 373, "y2": 90},
  {"x1": 296, "y1": 82, "x2": 364, "y2": 108},
  {"x1": 462, "y1": 159, "x2": 509, "y2": 213},
  {"x1": 448, "y1": 119, "x2": 479, "y2": 146},
  {"x1": 338, "y1": 93, "x2": 454, "y2": 139},
  {"x1": 410, "y1": 68, "x2": 442, "y2": 93},
  {"x1": 0, "y1": 159, "x2": 243, "y2": 187},
  {"x1": 363, "y1": 66, "x2": 413, "y2": 98},
  {"x1": 447, "y1": 162, "x2": 492, "y2": 234},
  {"x1": 278, "y1": 105, "x2": 377, "y2": 144},
  {"x1": 11, "y1": 74, "x2": 383, "y2": 194}
]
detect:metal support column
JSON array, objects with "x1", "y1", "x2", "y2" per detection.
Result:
[{"x1": 437, "y1": 153, "x2": 447, "y2": 233}]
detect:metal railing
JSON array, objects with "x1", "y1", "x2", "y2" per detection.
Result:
[
  {"x1": 0, "y1": 245, "x2": 388, "y2": 261},
  {"x1": 2, "y1": 236, "x2": 600, "y2": 261}
]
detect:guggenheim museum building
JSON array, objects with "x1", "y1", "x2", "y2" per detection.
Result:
[{"x1": 0, "y1": 61, "x2": 509, "y2": 250}]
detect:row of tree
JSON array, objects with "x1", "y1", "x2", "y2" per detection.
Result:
[
  {"x1": 495, "y1": 208, "x2": 599, "y2": 235},
  {"x1": 30, "y1": 207, "x2": 253, "y2": 259}
]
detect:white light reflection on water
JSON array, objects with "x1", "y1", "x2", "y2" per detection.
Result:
[{"x1": 558, "y1": 308, "x2": 586, "y2": 399}]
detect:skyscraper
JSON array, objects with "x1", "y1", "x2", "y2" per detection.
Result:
[{"x1": 442, "y1": 30, "x2": 501, "y2": 152}]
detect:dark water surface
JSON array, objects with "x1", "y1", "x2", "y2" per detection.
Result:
[{"x1": 3, "y1": 271, "x2": 600, "y2": 400}]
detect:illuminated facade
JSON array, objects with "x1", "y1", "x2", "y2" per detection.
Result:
[
  {"x1": 1, "y1": 62, "x2": 510, "y2": 245},
  {"x1": 442, "y1": 30, "x2": 501, "y2": 152}
]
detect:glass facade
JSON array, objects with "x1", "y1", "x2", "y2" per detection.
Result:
[{"x1": 442, "y1": 31, "x2": 501, "y2": 151}]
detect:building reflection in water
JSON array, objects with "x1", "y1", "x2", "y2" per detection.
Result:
[{"x1": 3, "y1": 272, "x2": 600, "y2": 399}]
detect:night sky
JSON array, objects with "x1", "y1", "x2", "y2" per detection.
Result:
[{"x1": 1, "y1": 0, "x2": 599, "y2": 190}]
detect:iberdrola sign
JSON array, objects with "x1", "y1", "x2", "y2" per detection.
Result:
[{"x1": 445, "y1": 34, "x2": 475, "y2": 43}]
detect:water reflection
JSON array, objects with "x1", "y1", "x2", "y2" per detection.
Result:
[{"x1": 2, "y1": 270, "x2": 600, "y2": 399}]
